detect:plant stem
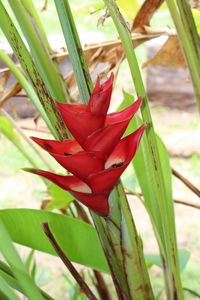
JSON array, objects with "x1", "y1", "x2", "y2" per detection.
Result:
[
  {"x1": 1, "y1": 109, "x2": 54, "y2": 173},
  {"x1": 172, "y1": 168, "x2": 200, "y2": 198},
  {"x1": 20, "y1": 0, "x2": 71, "y2": 102},
  {"x1": 42, "y1": 222, "x2": 98, "y2": 300},
  {"x1": 92, "y1": 183, "x2": 154, "y2": 300},
  {"x1": 0, "y1": 50, "x2": 55, "y2": 135},
  {"x1": 103, "y1": 0, "x2": 184, "y2": 299},
  {"x1": 7, "y1": 0, "x2": 70, "y2": 103},
  {"x1": 54, "y1": 0, "x2": 93, "y2": 104},
  {"x1": 165, "y1": 0, "x2": 200, "y2": 113}
]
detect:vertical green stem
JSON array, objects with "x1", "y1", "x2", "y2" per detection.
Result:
[
  {"x1": 7, "y1": 0, "x2": 70, "y2": 103},
  {"x1": 166, "y1": 0, "x2": 200, "y2": 112},
  {"x1": 54, "y1": 0, "x2": 93, "y2": 104},
  {"x1": 1, "y1": 109, "x2": 54, "y2": 173},
  {"x1": 0, "y1": 50, "x2": 55, "y2": 136},
  {"x1": 20, "y1": 0, "x2": 71, "y2": 102},
  {"x1": 103, "y1": 0, "x2": 184, "y2": 299},
  {"x1": 92, "y1": 182, "x2": 154, "y2": 300}
]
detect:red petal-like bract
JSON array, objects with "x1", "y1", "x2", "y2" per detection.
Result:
[
  {"x1": 31, "y1": 137, "x2": 83, "y2": 155},
  {"x1": 56, "y1": 103, "x2": 105, "y2": 145},
  {"x1": 87, "y1": 73, "x2": 114, "y2": 114},
  {"x1": 28, "y1": 75, "x2": 145, "y2": 216},
  {"x1": 88, "y1": 125, "x2": 146, "y2": 193},
  {"x1": 50, "y1": 152, "x2": 103, "y2": 182}
]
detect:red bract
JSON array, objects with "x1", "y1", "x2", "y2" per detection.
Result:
[{"x1": 25, "y1": 75, "x2": 145, "y2": 216}]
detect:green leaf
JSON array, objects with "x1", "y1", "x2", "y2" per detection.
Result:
[
  {"x1": 47, "y1": 184, "x2": 74, "y2": 210},
  {"x1": 120, "y1": 91, "x2": 174, "y2": 241},
  {"x1": 183, "y1": 286, "x2": 200, "y2": 298},
  {"x1": 0, "y1": 219, "x2": 45, "y2": 300},
  {"x1": 0, "y1": 116, "x2": 45, "y2": 172},
  {"x1": 25, "y1": 249, "x2": 35, "y2": 273},
  {"x1": 0, "y1": 261, "x2": 54, "y2": 300},
  {"x1": 54, "y1": 0, "x2": 93, "y2": 104},
  {"x1": 0, "y1": 209, "x2": 109, "y2": 273},
  {"x1": 7, "y1": 0, "x2": 70, "y2": 103},
  {"x1": 0, "y1": 276, "x2": 20, "y2": 300},
  {"x1": 121, "y1": 164, "x2": 137, "y2": 193},
  {"x1": 145, "y1": 249, "x2": 190, "y2": 272},
  {"x1": 0, "y1": 50, "x2": 54, "y2": 134},
  {"x1": 0, "y1": 117, "x2": 20, "y2": 145}
]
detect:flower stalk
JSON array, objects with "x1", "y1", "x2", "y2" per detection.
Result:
[
  {"x1": 166, "y1": 0, "x2": 200, "y2": 113},
  {"x1": 26, "y1": 75, "x2": 154, "y2": 299}
]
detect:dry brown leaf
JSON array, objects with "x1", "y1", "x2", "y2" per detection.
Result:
[
  {"x1": 132, "y1": 0, "x2": 164, "y2": 33},
  {"x1": 41, "y1": 0, "x2": 48, "y2": 11},
  {"x1": 52, "y1": 31, "x2": 167, "y2": 93},
  {"x1": 0, "y1": 82, "x2": 22, "y2": 108},
  {"x1": 190, "y1": 0, "x2": 200, "y2": 9},
  {"x1": 1, "y1": 31, "x2": 169, "y2": 104},
  {"x1": 97, "y1": 8, "x2": 110, "y2": 27},
  {"x1": 0, "y1": 70, "x2": 10, "y2": 98},
  {"x1": 142, "y1": 36, "x2": 186, "y2": 68}
]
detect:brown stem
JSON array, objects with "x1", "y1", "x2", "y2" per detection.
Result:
[
  {"x1": 132, "y1": 0, "x2": 164, "y2": 32},
  {"x1": 74, "y1": 202, "x2": 112, "y2": 300},
  {"x1": 172, "y1": 168, "x2": 200, "y2": 198},
  {"x1": 75, "y1": 201, "x2": 91, "y2": 224},
  {"x1": 174, "y1": 199, "x2": 200, "y2": 209},
  {"x1": 93, "y1": 270, "x2": 113, "y2": 300},
  {"x1": 41, "y1": 222, "x2": 98, "y2": 300},
  {"x1": 126, "y1": 191, "x2": 200, "y2": 209}
]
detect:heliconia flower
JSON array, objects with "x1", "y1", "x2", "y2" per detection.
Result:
[{"x1": 25, "y1": 75, "x2": 146, "y2": 216}]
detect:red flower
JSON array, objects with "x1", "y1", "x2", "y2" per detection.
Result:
[{"x1": 25, "y1": 75, "x2": 145, "y2": 216}]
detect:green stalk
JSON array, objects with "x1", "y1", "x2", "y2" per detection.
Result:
[
  {"x1": 103, "y1": 0, "x2": 184, "y2": 299},
  {"x1": 1, "y1": 109, "x2": 54, "y2": 173},
  {"x1": 20, "y1": 0, "x2": 52, "y2": 53},
  {"x1": 92, "y1": 183, "x2": 154, "y2": 300},
  {"x1": 0, "y1": 276, "x2": 20, "y2": 300},
  {"x1": 166, "y1": 0, "x2": 200, "y2": 113},
  {"x1": 0, "y1": 1, "x2": 69, "y2": 140},
  {"x1": 0, "y1": 115, "x2": 40, "y2": 170},
  {"x1": 0, "y1": 266, "x2": 54, "y2": 300},
  {"x1": 20, "y1": 0, "x2": 71, "y2": 102},
  {"x1": 7, "y1": 0, "x2": 70, "y2": 103},
  {"x1": 54, "y1": 0, "x2": 93, "y2": 104},
  {"x1": 0, "y1": 220, "x2": 45, "y2": 300},
  {"x1": 0, "y1": 50, "x2": 55, "y2": 136},
  {"x1": 0, "y1": 114, "x2": 50, "y2": 186}
]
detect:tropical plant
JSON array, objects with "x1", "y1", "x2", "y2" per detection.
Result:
[{"x1": 0, "y1": 0, "x2": 199, "y2": 299}]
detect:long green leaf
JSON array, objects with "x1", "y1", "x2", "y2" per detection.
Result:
[
  {"x1": 0, "y1": 276, "x2": 20, "y2": 300},
  {"x1": 0, "y1": 1, "x2": 69, "y2": 140},
  {"x1": 0, "y1": 209, "x2": 109, "y2": 273},
  {"x1": 7, "y1": 0, "x2": 70, "y2": 103},
  {"x1": 0, "y1": 261, "x2": 54, "y2": 300},
  {"x1": 166, "y1": 0, "x2": 200, "y2": 112},
  {"x1": 0, "y1": 116, "x2": 40, "y2": 169},
  {"x1": 0, "y1": 50, "x2": 55, "y2": 134},
  {"x1": 54, "y1": 0, "x2": 93, "y2": 104},
  {"x1": 103, "y1": 1, "x2": 184, "y2": 298},
  {"x1": 0, "y1": 220, "x2": 45, "y2": 300},
  {"x1": 20, "y1": 0, "x2": 52, "y2": 53},
  {"x1": 145, "y1": 249, "x2": 190, "y2": 272}
]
